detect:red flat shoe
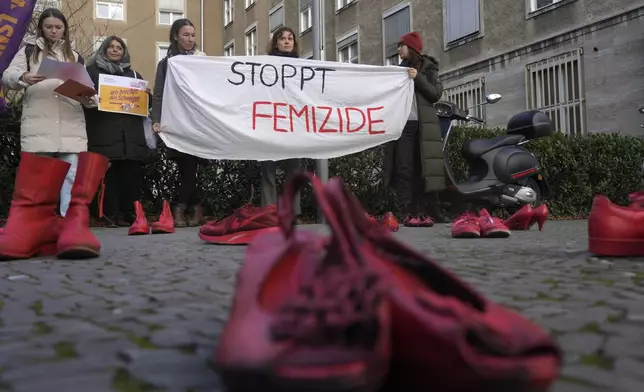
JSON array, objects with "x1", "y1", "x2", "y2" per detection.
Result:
[
  {"x1": 213, "y1": 173, "x2": 390, "y2": 392},
  {"x1": 589, "y1": 195, "x2": 644, "y2": 256},
  {"x1": 478, "y1": 209, "x2": 511, "y2": 238},
  {"x1": 198, "y1": 204, "x2": 279, "y2": 245},
  {"x1": 324, "y1": 178, "x2": 561, "y2": 392},
  {"x1": 502, "y1": 204, "x2": 533, "y2": 230}
]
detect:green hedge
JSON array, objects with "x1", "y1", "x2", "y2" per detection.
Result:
[{"x1": 1, "y1": 120, "x2": 642, "y2": 220}]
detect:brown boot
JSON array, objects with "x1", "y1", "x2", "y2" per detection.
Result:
[
  {"x1": 173, "y1": 203, "x2": 188, "y2": 228},
  {"x1": 187, "y1": 205, "x2": 205, "y2": 227}
]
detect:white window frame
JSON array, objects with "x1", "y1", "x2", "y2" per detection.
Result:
[
  {"x1": 301, "y1": 51, "x2": 313, "y2": 59},
  {"x1": 526, "y1": 0, "x2": 575, "y2": 17},
  {"x1": 525, "y1": 48, "x2": 587, "y2": 135},
  {"x1": 529, "y1": 0, "x2": 562, "y2": 12},
  {"x1": 442, "y1": 0, "x2": 484, "y2": 49},
  {"x1": 443, "y1": 78, "x2": 487, "y2": 126},
  {"x1": 156, "y1": 42, "x2": 170, "y2": 63},
  {"x1": 224, "y1": 39, "x2": 235, "y2": 56},
  {"x1": 245, "y1": 22, "x2": 258, "y2": 56},
  {"x1": 269, "y1": 2, "x2": 285, "y2": 33},
  {"x1": 245, "y1": 0, "x2": 256, "y2": 9},
  {"x1": 300, "y1": 6, "x2": 312, "y2": 33},
  {"x1": 95, "y1": 0, "x2": 125, "y2": 21},
  {"x1": 336, "y1": 28, "x2": 359, "y2": 64},
  {"x1": 381, "y1": 2, "x2": 411, "y2": 66},
  {"x1": 336, "y1": 0, "x2": 356, "y2": 12},
  {"x1": 223, "y1": 0, "x2": 234, "y2": 26},
  {"x1": 158, "y1": 10, "x2": 184, "y2": 25}
]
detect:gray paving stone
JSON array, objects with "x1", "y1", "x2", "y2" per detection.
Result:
[{"x1": 0, "y1": 221, "x2": 642, "y2": 391}]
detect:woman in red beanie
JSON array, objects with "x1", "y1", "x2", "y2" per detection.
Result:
[{"x1": 383, "y1": 31, "x2": 448, "y2": 227}]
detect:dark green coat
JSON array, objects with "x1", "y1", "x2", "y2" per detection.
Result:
[{"x1": 383, "y1": 55, "x2": 444, "y2": 192}]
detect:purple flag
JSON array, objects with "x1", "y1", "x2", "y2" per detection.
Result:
[{"x1": 0, "y1": 0, "x2": 37, "y2": 117}]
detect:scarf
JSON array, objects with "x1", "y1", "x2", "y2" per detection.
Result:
[
  {"x1": 269, "y1": 49, "x2": 298, "y2": 58},
  {"x1": 91, "y1": 36, "x2": 131, "y2": 75},
  {"x1": 167, "y1": 46, "x2": 197, "y2": 59}
]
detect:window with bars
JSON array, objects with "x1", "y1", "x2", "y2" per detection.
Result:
[
  {"x1": 269, "y1": 4, "x2": 284, "y2": 33},
  {"x1": 442, "y1": 78, "x2": 486, "y2": 126},
  {"x1": 525, "y1": 48, "x2": 586, "y2": 135},
  {"x1": 245, "y1": 27, "x2": 257, "y2": 56},
  {"x1": 337, "y1": 32, "x2": 358, "y2": 64},
  {"x1": 382, "y1": 4, "x2": 410, "y2": 65},
  {"x1": 96, "y1": 0, "x2": 124, "y2": 21},
  {"x1": 224, "y1": 0, "x2": 233, "y2": 26}
]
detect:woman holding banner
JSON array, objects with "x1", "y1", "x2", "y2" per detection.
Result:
[
  {"x1": 84, "y1": 36, "x2": 151, "y2": 228},
  {"x1": 260, "y1": 27, "x2": 304, "y2": 219},
  {"x1": 382, "y1": 31, "x2": 449, "y2": 226},
  {"x1": 151, "y1": 19, "x2": 208, "y2": 228}
]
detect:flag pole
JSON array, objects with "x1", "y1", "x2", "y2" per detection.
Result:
[{"x1": 312, "y1": 0, "x2": 328, "y2": 223}]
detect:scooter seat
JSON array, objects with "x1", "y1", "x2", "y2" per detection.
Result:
[{"x1": 463, "y1": 134, "x2": 526, "y2": 159}]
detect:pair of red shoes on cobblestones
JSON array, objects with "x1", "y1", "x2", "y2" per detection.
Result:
[
  {"x1": 198, "y1": 204, "x2": 279, "y2": 245},
  {"x1": 451, "y1": 209, "x2": 511, "y2": 238},
  {"x1": 212, "y1": 172, "x2": 561, "y2": 392},
  {"x1": 0, "y1": 152, "x2": 109, "y2": 260},
  {"x1": 502, "y1": 204, "x2": 549, "y2": 231},
  {"x1": 126, "y1": 200, "x2": 177, "y2": 235},
  {"x1": 589, "y1": 192, "x2": 644, "y2": 256}
]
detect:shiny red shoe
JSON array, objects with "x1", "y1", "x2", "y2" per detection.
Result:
[
  {"x1": 380, "y1": 212, "x2": 399, "y2": 232},
  {"x1": 151, "y1": 200, "x2": 175, "y2": 234},
  {"x1": 198, "y1": 204, "x2": 279, "y2": 245},
  {"x1": 478, "y1": 209, "x2": 511, "y2": 238},
  {"x1": 324, "y1": 178, "x2": 561, "y2": 392},
  {"x1": 403, "y1": 215, "x2": 422, "y2": 227},
  {"x1": 417, "y1": 214, "x2": 435, "y2": 227},
  {"x1": 128, "y1": 201, "x2": 150, "y2": 235},
  {"x1": 213, "y1": 173, "x2": 390, "y2": 392},
  {"x1": 529, "y1": 204, "x2": 549, "y2": 231},
  {"x1": 589, "y1": 195, "x2": 644, "y2": 256},
  {"x1": 502, "y1": 204, "x2": 533, "y2": 230},
  {"x1": 451, "y1": 212, "x2": 480, "y2": 238}
]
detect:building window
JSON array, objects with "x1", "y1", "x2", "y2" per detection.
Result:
[
  {"x1": 444, "y1": 0, "x2": 481, "y2": 45},
  {"x1": 337, "y1": 31, "x2": 359, "y2": 64},
  {"x1": 96, "y1": 0, "x2": 124, "y2": 21},
  {"x1": 92, "y1": 36, "x2": 106, "y2": 54},
  {"x1": 301, "y1": 51, "x2": 313, "y2": 59},
  {"x1": 245, "y1": 0, "x2": 256, "y2": 9},
  {"x1": 382, "y1": 3, "x2": 410, "y2": 65},
  {"x1": 269, "y1": 3, "x2": 284, "y2": 33},
  {"x1": 525, "y1": 48, "x2": 586, "y2": 135},
  {"x1": 157, "y1": 43, "x2": 170, "y2": 63},
  {"x1": 245, "y1": 26, "x2": 257, "y2": 56},
  {"x1": 529, "y1": 0, "x2": 563, "y2": 12},
  {"x1": 336, "y1": 0, "x2": 356, "y2": 11},
  {"x1": 224, "y1": 40, "x2": 234, "y2": 56},
  {"x1": 224, "y1": 0, "x2": 233, "y2": 25},
  {"x1": 158, "y1": 10, "x2": 183, "y2": 25},
  {"x1": 299, "y1": 0, "x2": 313, "y2": 33},
  {"x1": 443, "y1": 78, "x2": 486, "y2": 126}
]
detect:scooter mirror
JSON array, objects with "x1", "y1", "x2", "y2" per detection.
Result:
[
  {"x1": 638, "y1": 106, "x2": 644, "y2": 114},
  {"x1": 486, "y1": 94, "x2": 502, "y2": 104}
]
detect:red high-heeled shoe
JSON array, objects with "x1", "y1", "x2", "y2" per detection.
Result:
[
  {"x1": 529, "y1": 204, "x2": 549, "y2": 231},
  {"x1": 502, "y1": 205, "x2": 533, "y2": 230}
]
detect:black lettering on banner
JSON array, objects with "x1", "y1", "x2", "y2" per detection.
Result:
[
  {"x1": 260, "y1": 64, "x2": 279, "y2": 87},
  {"x1": 227, "y1": 61, "x2": 245, "y2": 85},
  {"x1": 315, "y1": 67, "x2": 335, "y2": 94},
  {"x1": 281, "y1": 64, "x2": 297, "y2": 89},
  {"x1": 247, "y1": 62, "x2": 261, "y2": 85},
  {"x1": 299, "y1": 66, "x2": 315, "y2": 91}
]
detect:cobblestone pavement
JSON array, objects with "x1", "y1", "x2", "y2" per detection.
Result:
[{"x1": 0, "y1": 220, "x2": 643, "y2": 392}]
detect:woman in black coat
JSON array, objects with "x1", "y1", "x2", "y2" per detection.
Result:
[{"x1": 84, "y1": 36, "x2": 150, "y2": 227}]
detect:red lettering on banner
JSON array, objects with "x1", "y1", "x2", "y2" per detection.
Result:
[{"x1": 252, "y1": 101, "x2": 386, "y2": 136}]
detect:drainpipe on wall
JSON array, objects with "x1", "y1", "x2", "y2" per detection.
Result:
[{"x1": 200, "y1": 0, "x2": 204, "y2": 50}]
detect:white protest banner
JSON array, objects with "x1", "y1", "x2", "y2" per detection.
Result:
[{"x1": 159, "y1": 55, "x2": 414, "y2": 160}]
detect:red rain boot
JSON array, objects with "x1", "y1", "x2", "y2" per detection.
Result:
[
  {"x1": 529, "y1": 204, "x2": 549, "y2": 231},
  {"x1": 56, "y1": 152, "x2": 109, "y2": 259},
  {"x1": 128, "y1": 201, "x2": 150, "y2": 235},
  {"x1": 502, "y1": 204, "x2": 533, "y2": 230},
  {"x1": 0, "y1": 153, "x2": 70, "y2": 260},
  {"x1": 151, "y1": 200, "x2": 175, "y2": 234}
]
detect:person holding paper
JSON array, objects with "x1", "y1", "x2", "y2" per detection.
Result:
[
  {"x1": 151, "y1": 19, "x2": 207, "y2": 228},
  {"x1": 84, "y1": 36, "x2": 151, "y2": 228},
  {"x1": 2, "y1": 8, "x2": 95, "y2": 217}
]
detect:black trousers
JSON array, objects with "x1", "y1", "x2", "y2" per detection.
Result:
[
  {"x1": 391, "y1": 121, "x2": 423, "y2": 214},
  {"x1": 103, "y1": 160, "x2": 144, "y2": 222},
  {"x1": 176, "y1": 156, "x2": 200, "y2": 206}
]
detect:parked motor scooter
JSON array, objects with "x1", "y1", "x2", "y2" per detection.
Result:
[{"x1": 436, "y1": 94, "x2": 554, "y2": 213}]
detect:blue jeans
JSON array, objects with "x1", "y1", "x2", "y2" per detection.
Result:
[{"x1": 36, "y1": 152, "x2": 78, "y2": 217}]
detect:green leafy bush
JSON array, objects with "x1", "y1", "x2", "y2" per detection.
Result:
[{"x1": 1, "y1": 119, "x2": 642, "y2": 220}]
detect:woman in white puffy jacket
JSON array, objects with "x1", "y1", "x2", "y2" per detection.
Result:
[{"x1": 2, "y1": 8, "x2": 95, "y2": 216}]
